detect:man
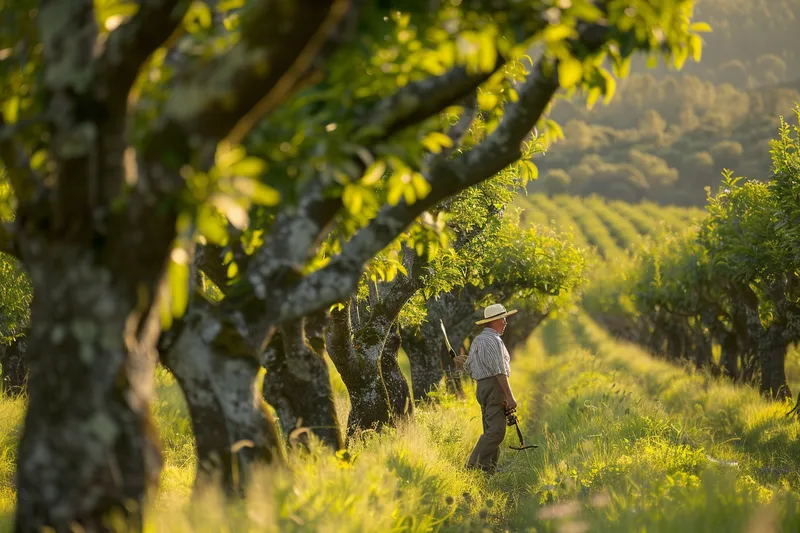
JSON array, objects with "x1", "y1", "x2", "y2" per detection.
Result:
[{"x1": 454, "y1": 303, "x2": 518, "y2": 474}]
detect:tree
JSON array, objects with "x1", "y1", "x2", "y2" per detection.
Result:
[
  {"x1": 0, "y1": 0, "x2": 705, "y2": 529},
  {"x1": 584, "y1": 107, "x2": 800, "y2": 400},
  {"x1": 404, "y1": 211, "x2": 586, "y2": 399}
]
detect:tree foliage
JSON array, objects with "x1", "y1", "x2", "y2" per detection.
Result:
[{"x1": 584, "y1": 106, "x2": 800, "y2": 401}]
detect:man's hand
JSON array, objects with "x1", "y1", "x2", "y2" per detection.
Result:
[
  {"x1": 503, "y1": 396, "x2": 517, "y2": 411},
  {"x1": 454, "y1": 354, "x2": 467, "y2": 367}
]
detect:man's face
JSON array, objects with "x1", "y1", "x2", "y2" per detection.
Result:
[{"x1": 491, "y1": 317, "x2": 507, "y2": 334}]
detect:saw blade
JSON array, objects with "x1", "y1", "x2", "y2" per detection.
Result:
[{"x1": 439, "y1": 319, "x2": 453, "y2": 353}]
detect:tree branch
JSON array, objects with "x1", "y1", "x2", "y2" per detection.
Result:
[
  {"x1": 231, "y1": 57, "x2": 505, "y2": 317},
  {"x1": 97, "y1": 0, "x2": 189, "y2": 104},
  {"x1": 269, "y1": 23, "x2": 610, "y2": 324},
  {"x1": 352, "y1": 64, "x2": 500, "y2": 144},
  {"x1": 157, "y1": 0, "x2": 356, "y2": 147}
]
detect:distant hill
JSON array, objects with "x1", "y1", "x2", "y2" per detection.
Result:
[{"x1": 528, "y1": 0, "x2": 800, "y2": 206}]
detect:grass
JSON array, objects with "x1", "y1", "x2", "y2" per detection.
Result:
[{"x1": 2, "y1": 314, "x2": 800, "y2": 531}]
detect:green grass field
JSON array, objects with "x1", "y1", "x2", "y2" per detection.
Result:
[
  {"x1": 3, "y1": 197, "x2": 799, "y2": 531},
  {"x1": 5, "y1": 312, "x2": 800, "y2": 531}
]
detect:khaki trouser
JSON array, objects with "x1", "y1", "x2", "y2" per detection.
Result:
[{"x1": 467, "y1": 377, "x2": 507, "y2": 473}]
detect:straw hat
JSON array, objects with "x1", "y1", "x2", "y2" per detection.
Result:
[{"x1": 475, "y1": 303, "x2": 518, "y2": 325}]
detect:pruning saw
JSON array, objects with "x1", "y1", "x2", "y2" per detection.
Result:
[{"x1": 439, "y1": 320, "x2": 458, "y2": 359}]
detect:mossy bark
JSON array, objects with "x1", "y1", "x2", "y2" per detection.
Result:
[
  {"x1": 160, "y1": 301, "x2": 284, "y2": 497},
  {"x1": 262, "y1": 315, "x2": 343, "y2": 450},
  {"x1": 14, "y1": 245, "x2": 165, "y2": 532},
  {"x1": 381, "y1": 325, "x2": 413, "y2": 418}
]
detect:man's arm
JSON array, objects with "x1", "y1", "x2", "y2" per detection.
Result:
[{"x1": 495, "y1": 374, "x2": 516, "y2": 410}]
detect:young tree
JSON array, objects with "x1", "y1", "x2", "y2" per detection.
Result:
[{"x1": 405, "y1": 213, "x2": 586, "y2": 399}]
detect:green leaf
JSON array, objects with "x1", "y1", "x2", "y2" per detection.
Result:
[
  {"x1": 598, "y1": 68, "x2": 616, "y2": 104},
  {"x1": 477, "y1": 91, "x2": 499, "y2": 111},
  {"x1": 689, "y1": 22, "x2": 712, "y2": 33},
  {"x1": 2, "y1": 96, "x2": 19, "y2": 124},
  {"x1": 411, "y1": 172, "x2": 432, "y2": 199},
  {"x1": 558, "y1": 57, "x2": 583, "y2": 89},
  {"x1": 229, "y1": 157, "x2": 267, "y2": 177},
  {"x1": 360, "y1": 161, "x2": 386, "y2": 186},
  {"x1": 586, "y1": 86, "x2": 601, "y2": 109},
  {"x1": 186, "y1": 1, "x2": 212, "y2": 31},
  {"x1": 231, "y1": 177, "x2": 280, "y2": 206},
  {"x1": 422, "y1": 132, "x2": 454, "y2": 154},
  {"x1": 478, "y1": 32, "x2": 498, "y2": 72},
  {"x1": 216, "y1": 143, "x2": 246, "y2": 170},
  {"x1": 673, "y1": 45, "x2": 689, "y2": 70},
  {"x1": 688, "y1": 34, "x2": 703, "y2": 63},
  {"x1": 543, "y1": 25, "x2": 576, "y2": 43},
  {"x1": 168, "y1": 252, "x2": 190, "y2": 318},
  {"x1": 343, "y1": 183, "x2": 364, "y2": 213},
  {"x1": 197, "y1": 205, "x2": 229, "y2": 246},
  {"x1": 30, "y1": 150, "x2": 47, "y2": 171}
]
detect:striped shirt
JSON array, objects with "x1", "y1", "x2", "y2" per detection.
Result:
[{"x1": 464, "y1": 328, "x2": 511, "y2": 381}]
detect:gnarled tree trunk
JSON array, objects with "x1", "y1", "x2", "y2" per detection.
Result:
[
  {"x1": 160, "y1": 300, "x2": 284, "y2": 497},
  {"x1": 14, "y1": 244, "x2": 166, "y2": 532},
  {"x1": 262, "y1": 315, "x2": 343, "y2": 451},
  {"x1": 0, "y1": 334, "x2": 27, "y2": 396},
  {"x1": 326, "y1": 302, "x2": 392, "y2": 434}
]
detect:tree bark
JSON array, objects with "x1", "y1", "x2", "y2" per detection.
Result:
[
  {"x1": 402, "y1": 331, "x2": 443, "y2": 402},
  {"x1": 0, "y1": 334, "x2": 27, "y2": 396},
  {"x1": 326, "y1": 302, "x2": 392, "y2": 434},
  {"x1": 381, "y1": 324, "x2": 413, "y2": 418},
  {"x1": 159, "y1": 300, "x2": 284, "y2": 497},
  {"x1": 759, "y1": 325, "x2": 791, "y2": 401},
  {"x1": 719, "y1": 330, "x2": 739, "y2": 381},
  {"x1": 14, "y1": 245, "x2": 165, "y2": 532},
  {"x1": 261, "y1": 316, "x2": 344, "y2": 451}
]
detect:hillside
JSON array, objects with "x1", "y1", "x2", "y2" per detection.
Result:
[
  {"x1": 525, "y1": 0, "x2": 800, "y2": 207},
  {"x1": 514, "y1": 193, "x2": 706, "y2": 260}
]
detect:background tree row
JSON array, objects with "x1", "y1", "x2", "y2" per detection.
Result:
[{"x1": 583, "y1": 106, "x2": 800, "y2": 403}]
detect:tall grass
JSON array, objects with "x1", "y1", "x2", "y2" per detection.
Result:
[{"x1": 2, "y1": 315, "x2": 800, "y2": 531}]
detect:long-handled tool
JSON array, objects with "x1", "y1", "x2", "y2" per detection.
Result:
[
  {"x1": 502, "y1": 402, "x2": 538, "y2": 451},
  {"x1": 440, "y1": 320, "x2": 458, "y2": 359}
]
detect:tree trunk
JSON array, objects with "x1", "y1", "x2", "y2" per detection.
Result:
[
  {"x1": 262, "y1": 317, "x2": 344, "y2": 451},
  {"x1": 14, "y1": 246, "x2": 163, "y2": 532},
  {"x1": 326, "y1": 302, "x2": 392, "y2": 435},
  {"x1": 719, "y1": 331, "x2": 739, "y2": 381},
  {"x1": 759, "y1": 325, "x2": 791, "y2": 401},
  {"x1": 1, "y1": 335, "x2": 27, "y2": 396},
  {"x1": 402, "y1": 331, "x2": 444, "y2": 402},
  {"x1": 381, "y1": 324, "x2": 413, "y2": 418},
  {"x1": 442, "y1": 314, "x2": 477, "y2": 397},
  {"x1": 160, "y1": 301, "x2": 284, "y2": 497},
  {"x1": 693, "y1": 324, "x2": 714, "y2": 371}
]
